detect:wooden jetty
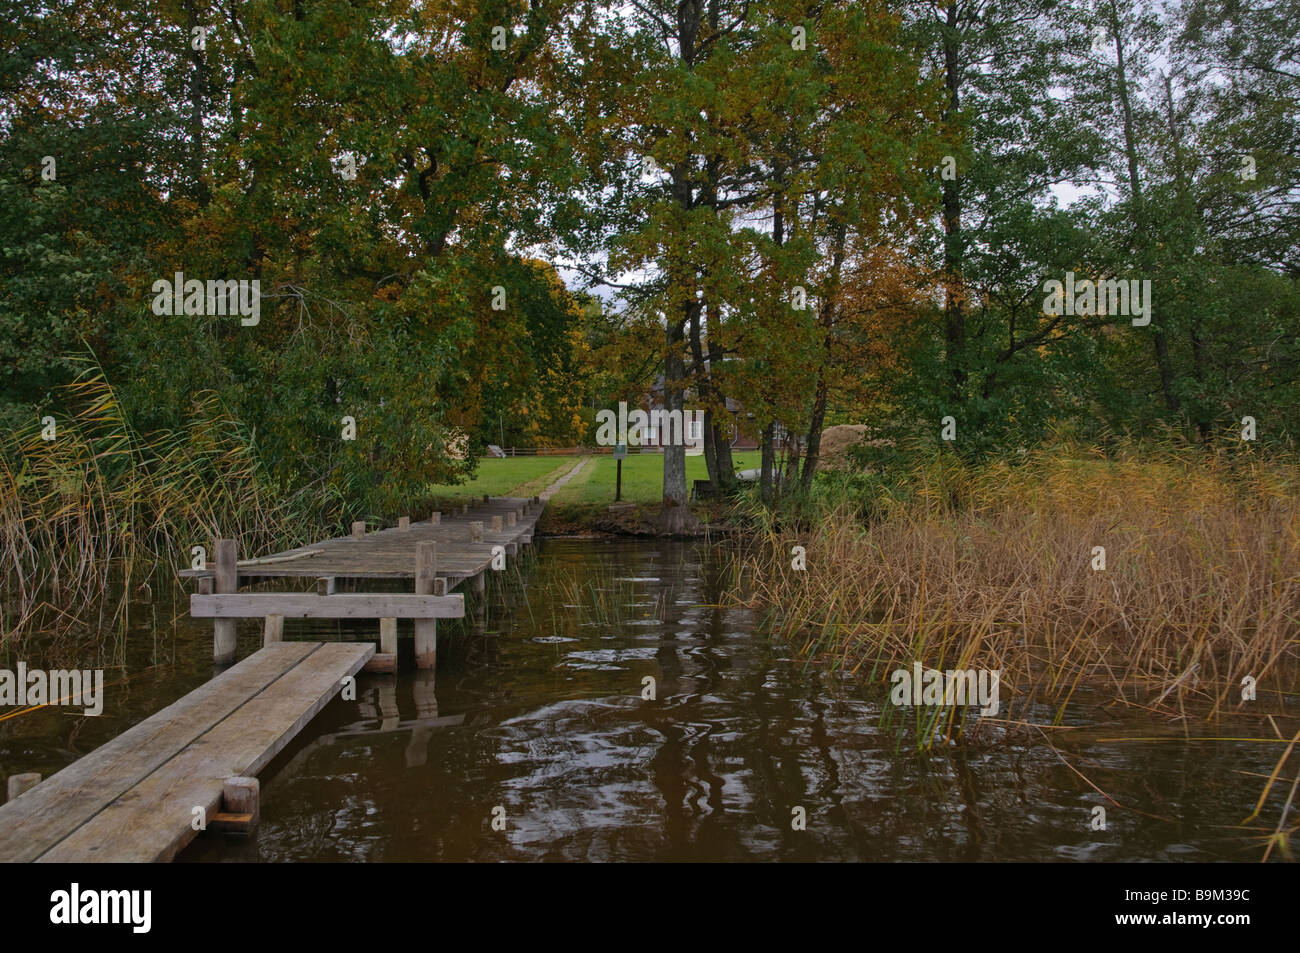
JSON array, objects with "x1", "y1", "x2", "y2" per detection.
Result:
[
  {"x1": 182, "y1": 495, "x2": 543, "y2": 669},
  {"x1": 0, "y1": 641, "x2": 373, "y2": 862},
  {"x1": 0, "y1": 493, "x2": 552, "y2": 862}
]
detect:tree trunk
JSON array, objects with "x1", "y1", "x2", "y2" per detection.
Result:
[
  {"x1": 800, "y1": 220, "x2": 847, "y2": 491},
  {"x1": 713, "y1": 421, "x2": 735, "y2": 490},
  {"x1": 1110, "y1": 1, "x2": 1178, "y2": 415},
  {"x1": 941, "y1": 3, "x2": 966, "y2": 404},
  {"x1": 184, "y1": 0, "x2": 211, "y2": 207},
  {"x1": 658, "y1": 315, "x2": 698, "y2": 534},
  {"x1": 759, "y1": 421, "x2": 776, "y2": 505},
  {"x1": 801, "y1": 376, "x2": 829, "y2": 492}
]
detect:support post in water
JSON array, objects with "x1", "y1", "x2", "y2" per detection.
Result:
[
  {"x1": 216, "y1": 776, "x2": 260, "y2": 832},
  {"x1": 380, "y1": 617, "x2": 397, "y2": 656},
  {"x1": 414, "y1": 542, "x2": 437, "y2": 670},
  {"x1": 6, "y1": 773, "x2": 40, "y2": 802},
  {"x1": 214, "y1": 539, "x2": 238, "y2": 663},
  {"x1": 472, "y1": 571, "x2": 487, "y2": 625}
]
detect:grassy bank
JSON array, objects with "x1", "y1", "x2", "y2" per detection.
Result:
[
  {"x1": 737, "y1": 442, "x2": 1300, "y2": 737},
  {"x1": 543, "y1": 451, "x2": 759, "y2": 504},
  {"x1": 427, "y1": 456, "x2": 575, "y2": 505}
]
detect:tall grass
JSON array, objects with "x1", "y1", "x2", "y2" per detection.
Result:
[
  {"x1": 0, "y1": 364, "x2": 307, "y2": 643},
  {"x1": 736, "y1": 440, "x2": 1300, "y2": 738},
  {"x1": 550, "y1": 564, "x2": 670, "y2": 627}
]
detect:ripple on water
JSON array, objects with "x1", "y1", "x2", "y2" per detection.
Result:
[{"x1": 168, "y1": 538, "x2": 1286, "y2": 863}]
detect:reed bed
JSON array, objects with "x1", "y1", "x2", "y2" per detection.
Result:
[
  {"x1": 736, "y1": 442, "x2": 1300, "y2": 736},
  {"x1": 0, "y1": 366, "x2": 306, "y2": 644},
  {"x1": 551, "y1": 565, "x2": 670, "y2": 628}
]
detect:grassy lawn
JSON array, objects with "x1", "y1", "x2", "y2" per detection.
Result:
[
  {"x1": 427, "y1": 457, "x2": 576, "y2": 504},
  {"x1": 427, "y1": 452, "x2": 763, "y2": 507},
  {"x1": 549, "y1": 451, "x2": 762, "y2": 504}
]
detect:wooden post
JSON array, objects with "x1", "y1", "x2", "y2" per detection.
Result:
[
  {"x1": 430, "y1": 511, "x2": 441, "y2": 525},
  {"x1": 460, "y1": 504, "x2": 469, "y2": 515},
  {"x1": 398, "y1": 516, "x2": 410, "y2": 531},
  {"x1": 317, "y1": 577, "x2": 335, "y2": 596},
  {"x1": 351, "y1": 520, "x2": 366, "y2": 540},
  {"x1": 263, "y1": 615, "x2": 284, "y2": 645},
  {"x1": 483, "y1": 494, "x2": 490, "y2": 503},
  {"x1": 491, "y1": 515, "x2": 503, "y2": 532},
  {"x1": 214, "y1": 539, "x2": 238, "y2": 663},
  {"x1": 472, "y1": 572, "x2": 487, "y2": 626},
  {"x1": 380, "y1": 617, "x2": 397, "y2": 655},
  {"x1": 368, "y1": 615, "x2": 398, "y2": 674},
  {"x1": 470, "y1": 521, "x2": 484, "y2": 542},
  {"x1": 414, "y1": 542, "x2": 437, "y2": 670},
  {"x1": 507, "y1": 511, "x2": 517, "y2": 527},
  {"x1": 6, "y1": 773, "x2": 40, "y2": 802},
  {"x1": 216, "y1": 776, "x2": 259, "y2": 831}
]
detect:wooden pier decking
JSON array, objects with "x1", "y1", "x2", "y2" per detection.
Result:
[
  {"x1": 0, "y1": 486, "x2": 562, "y2": 862},
  {"x1": 181, "y1": 495, "x2": 545, "y2": 667},
  {"x1": 0, "y1": 489, "x2": 558, "y2": 861},
  {"x1": 0, "y1": 641, "x2": 373, "y2": 863}
]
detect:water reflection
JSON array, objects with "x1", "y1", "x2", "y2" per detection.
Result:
[
  {"x1": 171, "y1": 540, "x2": 1282, "y2": 862},
  {"x1": 0, "y1": 539, "x2": 1281, "y2": 862}
]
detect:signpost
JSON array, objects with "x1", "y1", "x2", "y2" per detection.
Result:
[{"x1": 613, "y1": 444, "x2": 627, "y2": 501}]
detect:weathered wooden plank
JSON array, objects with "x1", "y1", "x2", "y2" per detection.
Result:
[
  {"x1": 191, "y1": 593, "x2": 465, "y2": 619},
  {"x1": 38, "y1": 642, "x2": 373, "y2": 863},
  {"x1": 0, "y1": 642, "x2": 318, "y2": 863},
  {"x1": 178, "y1": 498, "x2": 543, "y2": 583}
]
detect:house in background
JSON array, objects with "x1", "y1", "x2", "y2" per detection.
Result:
[{"x1": 632, "y1": 377, "x2": 798, "y2": 456}]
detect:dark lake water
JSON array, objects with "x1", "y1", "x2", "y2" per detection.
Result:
[{"x1": 1, "y1": 539, "x2": 1288, "y2": 861}]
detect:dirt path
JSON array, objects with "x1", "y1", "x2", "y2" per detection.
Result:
[{"x1": 538, "y1": 456, "x2": 593, "y2": 500}]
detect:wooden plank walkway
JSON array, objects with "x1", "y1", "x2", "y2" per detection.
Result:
[
  {"x1": 0, "y1": 641, "x2": 372, "y2": 863},
  {"x1": 179, "y1": 494, "x2": 548, "y2": 665},
  {"x1": 0, "y1": 478, "x2": 569, "y2": 862},
  {"x1": 182, "y1": 495, "x2": 544, "y2": 585}
]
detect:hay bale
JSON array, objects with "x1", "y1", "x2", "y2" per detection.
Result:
[{"x1": 817, "y1": 424, "x2": 872, "y2": 471}]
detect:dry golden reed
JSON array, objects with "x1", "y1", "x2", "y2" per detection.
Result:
[
  {"x1": 0, "y1": 366, "x2": 301, "y2": 644},
  {"x1": 738, "y1": 443, "x2": 1300, "y2": 731}
]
